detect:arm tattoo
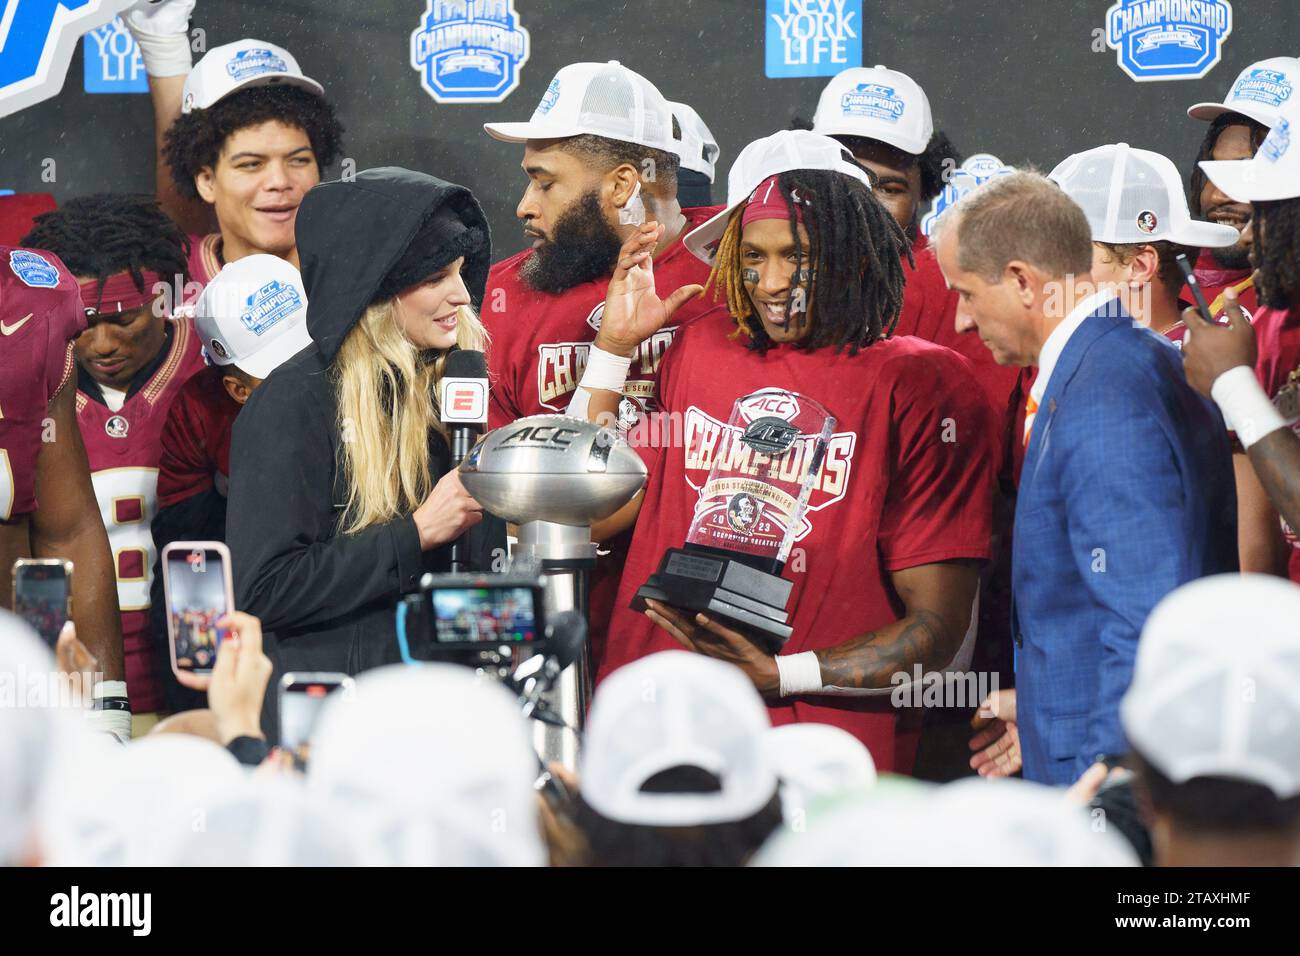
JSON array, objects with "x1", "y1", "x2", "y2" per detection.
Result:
[
  {"x1": 813, "y1": 609, "x2": 950, "y2": 690},
  {"x1": 1249, "y1": 429, "x2": 1300, "y2": 538}
]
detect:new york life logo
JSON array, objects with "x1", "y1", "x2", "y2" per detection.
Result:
[
  {"x1": 82, "y1": 16, "x2": 146, "y2": 93},
  {"x1": 0, "y1": 0, "x2": 137, "y2": 117},
  {"x1": 765, "y1": 0, "x2": 862, "y2": 79},
  {"x1": 409, "y1": 0, "x2": 531, "y2": 104},
  {"x1": 1105, "y1": 0, "x2": 1233, "y2": 82}
]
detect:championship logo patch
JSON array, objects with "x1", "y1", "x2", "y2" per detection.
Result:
[
  {"x1": 8, "y1": 250, "x2": 60, "y2": 289},
  {"x1": 225, "y1": 48, "x2": 289, "y2": 82},
  {"x1": 240, "y1": 280, "x2": 303, "y2": 336},
  {"x1": 1260, "y1": 118, "x2": 1291, "y2": 164},
  {"x1": 409, "y1": 0, "x2": 531, "y2": 104},
  {"x1": 921, "y1": 154, "x2": 1015, "y2": 237},
  {"x1": 538, "y1": 76, "x2": 561, "y2": 115},
  {"x1": 840, "y1": 82, "x2": 905, "y2": 123},
  {"x1": 105, "y1": 415, "x2": 129, "y2": 439},
  {"x1": 1231, "y1": 67, "x2": 1293, "y2": 109},
  {"x1": 1104, "y1": 0, "x2": 1233, "y2": 82}
]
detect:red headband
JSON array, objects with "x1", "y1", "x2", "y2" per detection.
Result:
[
  {"x1": 79, "y1": 270, "x2": 167, "y2": 316},
  {"x1": 742, "y1": 175, "x2": 806, "y2": 228}
]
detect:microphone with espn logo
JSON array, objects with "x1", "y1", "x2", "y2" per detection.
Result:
[{"x1": 440, "y1": 349, "x2": 490, "y2": 572}]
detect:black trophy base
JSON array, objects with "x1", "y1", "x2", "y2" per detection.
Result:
[{"x1": 633, "y1": 546, "x2": 794, "y2": 654}]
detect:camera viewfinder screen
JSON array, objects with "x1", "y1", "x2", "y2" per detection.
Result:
[
  {"x1": 432, "y1": 587, "x2": 537, "y2": 644},
  {"x1": 167, "y1": 548, "x2": 230, "y2": 671}
]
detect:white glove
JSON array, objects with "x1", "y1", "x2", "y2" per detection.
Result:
[{"x1": 125, "y1": 0, "x2": 196, "y2": 77}]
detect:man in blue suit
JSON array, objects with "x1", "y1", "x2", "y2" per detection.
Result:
[{"x1": 935, "y1": 171, "x2": 1237, "y2": 786}]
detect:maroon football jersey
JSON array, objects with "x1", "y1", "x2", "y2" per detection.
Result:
[
  {"x1": 1251, "y1": 303, "x2": 1300, "y2": 584},
  {"x1": 0, "y1": 246, "x2": 85, "y2": 520},
  {"x1": 157, "y1": 365, "x2": 240, "y2": 509},
  {"x1": 186, "y1": 233, "x2": 223, "y2": 293},
  {"x1": 77, "y1": 316, "x2": 207, "y2": 711}
]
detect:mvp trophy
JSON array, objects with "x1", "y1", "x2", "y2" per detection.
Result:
[{"x1": 634, "y1": 389, "x2": 835, "y2": 653}]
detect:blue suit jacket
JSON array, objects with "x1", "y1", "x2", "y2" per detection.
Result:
[{"x1": 1013, "y1": 305, "x2": 1237, "y2": 785}]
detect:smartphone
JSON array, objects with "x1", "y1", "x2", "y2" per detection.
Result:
[
  {"x1": 278, "y1": 672, "x2": 352, "y2": 763},
  {"x1": 11, "y1": 559, "x2": 73, "y2": 649},
  {"x1": 161, "y1": 542, "x2": 234, "y2": 677}
]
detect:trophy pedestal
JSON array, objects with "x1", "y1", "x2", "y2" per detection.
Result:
[{"x1": 633, "y1": 546, "x2": 793, "y2": 654}]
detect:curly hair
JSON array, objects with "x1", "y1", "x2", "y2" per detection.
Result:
[
  {"x1": 1253, "y1": 197, "x2": 1300, "y2": 309},
  {"x1": 1095, "y1": 239, "x2": 1199, "y2": 297},
  {"x1": 706, "y1": 166, "x2": 909, "y2": 355},
  {"x1": 1186, "y1": 112, "x2": 1268, "y2": 217},
  {"x1": 162, "y1": 85, "x2": 345, "y2": 200},
  {"x1": 557, "y1": 131, "x2": 680, "y2": 198},
  {"x1": 21, "y1": 193, "x2": 189, "y2": 307},
  {"x1": 790, "y1": 114, "x2": 963, "y2": 203}
]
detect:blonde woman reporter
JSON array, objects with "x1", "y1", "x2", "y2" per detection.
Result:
[{"x1": 226, "y1": 167, "x2": 503, "y2": 739}]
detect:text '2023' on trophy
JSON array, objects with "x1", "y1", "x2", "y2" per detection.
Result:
[{"x1": 634, "y1": 388, "x2": 835, "y2": 654}]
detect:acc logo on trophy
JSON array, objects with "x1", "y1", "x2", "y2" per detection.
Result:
[{"x1": 410, "y1": 0, "x2": 532, "y2": 104}]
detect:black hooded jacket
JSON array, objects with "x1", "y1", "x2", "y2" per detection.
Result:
[{"x1": 226, "y1": 167, "x2": 501, "y2": 739}]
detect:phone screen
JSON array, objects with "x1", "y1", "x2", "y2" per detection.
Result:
[
  {"x1": 431, "y1": 587, "x2": 539, "y2": 645},
  {"x1": 279, "y1": 675, "x2": 350, "y2": 761},
  {"x1": 14, "y1": 562, "x2": 71, "y2": 649},
  {"x1": 165, "y1": 546, "x2": 230, "y2": 673}
]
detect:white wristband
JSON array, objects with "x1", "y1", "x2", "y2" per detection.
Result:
[
  {"x1": 1211, "y1": 365, "x2": 1288, "y2": 450},
  {"x1": 776, "y1": 651, "x2": 823, "y2": 697},
  {"x1": 578, "y1": 344, "x2": 633, "y2": 393},
  {"x1": 129, "y1": 29, "x2": 193, "y2": 77}
]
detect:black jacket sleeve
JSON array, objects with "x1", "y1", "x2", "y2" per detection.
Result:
[{"x1": 227, "y1": 372, "x2": 426, "y2": 634}]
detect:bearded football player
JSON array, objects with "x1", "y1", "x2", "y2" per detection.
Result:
[{"x1": 572, "y1": 131, "x2": 996, "y2": 773}]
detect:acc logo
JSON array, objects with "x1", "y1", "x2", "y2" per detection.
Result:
[
  {"x1": 8, "y1": 249, "x2": 59, "y2": 288},
  {"x1": 225, "y1": 48, "x2": 288, "y2": 82},
  {"x1": 1105, "y1": 0, "x2": 1233, "y2": 83},
  {"x1": 742, "y1": 417, "x2": 800, "y2": 455},
  {"x1": 737, "y1": 388, "x2": 801, "y2": 425},
  {"x1": 105, "y1": 415, "x2": 129, "y2": 439},
  {"x1": 409, "y1": 0, "x2": 531, "y2": 104},
  {"x1": 921, "y1": 154, "x2": 1015, "y2": 236},
  {"x1": 840, "y1": 83, "x2": 905, "y2": 123},
  {"x1": 0, "y1": 0, "x2": 136, "y2": 118},
  {"x1": 1231, "y1": 67, "x2": 1293, "y2": 109},
  {"x1": 1260, "y1": 118, "x2": 1291, "y2": 164},
  {"x1": 241, "y1": 280, "x2": 303, "y2": 336}
]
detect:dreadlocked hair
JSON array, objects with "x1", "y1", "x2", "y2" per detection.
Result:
[
  {"x1": 705, "y1": 167, "x2": 909, "y2": 355},
  {"x1": 21, "y1": 193, "x2": 189, "y2": 296},
  {"x1": 1187, "y1": 112, "x2": 1268, "y2": 216},
  {"x1": 1254, "y1": 197, "x2": 1300, "y2": 309},
  {"x1": 163, "y1": 85, "x2": 344, "y2": 200}
]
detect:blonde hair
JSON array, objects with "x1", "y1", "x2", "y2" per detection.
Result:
[{"x1": 334, "y1": 300, "x2": 487, "y2": 534}]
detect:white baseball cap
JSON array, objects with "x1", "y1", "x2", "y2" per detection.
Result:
[
  {"x1": 754, "y1": 778, "x2": 1138, "y2": 867},
  {"x1": 308, "y1": 664, "x2": 545, "y2": 866},
  {"x1": 682, "y1": 129, "x2": 874, "y2": 263},
  {"x1": 669, "y1": 101, "x2": 720, "y2": 181},
  {"x1": 812, "y1": 65, "x2": 934, "y2": 156},
  {"x1": 1121, "y1": 574, "x2": 1300, "y2": 798},
  {"x1": 195, "y1": 255, "x2": 312, "y2": 380},
  {"x1": 580, "y1": 651, "x2": 776, "y2": 827},
  {"x1": 1188, "y1": 56, "x2": 1300, "y2": 129},
  {"x1": 484, "y1": 60, "x2": 677, "y2": 153},
  {"x1": 764, "y1": 723, "x2": 876, "y2": 822},
  {"x1": 182, "y1": 39, "x2": 325, "y2": 114},
  {"x1": 1199, "y1": 99, "x2": 1300, "y2": 203},
  {"x1": 1050, "y1": 143, "x2": 1240, "y2": 247}
]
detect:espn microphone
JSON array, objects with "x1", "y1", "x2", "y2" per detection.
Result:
[{"x1": 440, "y1": 349, "x2": 489, "y2": 572}]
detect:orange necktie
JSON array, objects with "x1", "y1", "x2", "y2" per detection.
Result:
[{"x1": 1023, "y1": 395, "x2": 1039, "y2": 448}]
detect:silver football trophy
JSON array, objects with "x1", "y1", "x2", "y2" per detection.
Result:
[
  {"x1": 459, "y1": 414, "x2": 646, "y2": 769},
  {"x1": 634, "y1": 389, "x2": 835, "y2": 653}
]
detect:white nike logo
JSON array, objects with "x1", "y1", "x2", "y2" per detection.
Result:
[{"x1": 1, "y1": 313, "x2": 33, "y2": 336}]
